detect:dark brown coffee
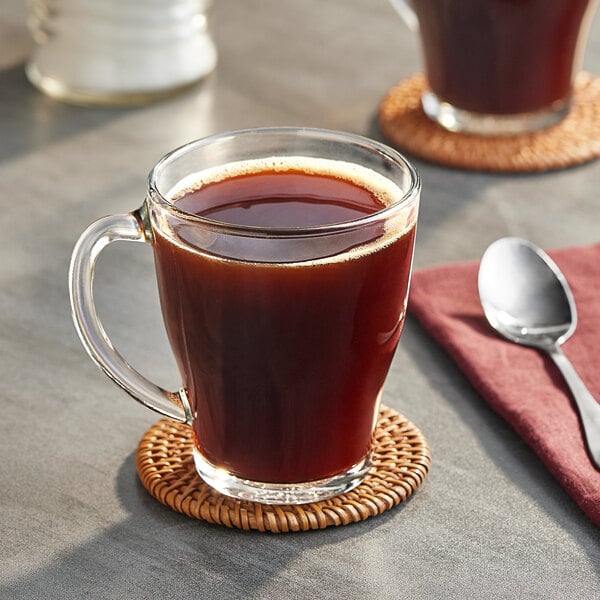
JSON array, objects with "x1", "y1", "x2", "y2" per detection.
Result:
[
  {"x1": 414, "y1": 0, "x2": 594, "y2": 114},
  {"x1": 152, "y1": 159, "x2": 416, "y2": 483}
]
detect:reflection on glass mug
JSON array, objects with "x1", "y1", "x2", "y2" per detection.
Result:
[
  {"x1": 390, "y1": 0, "x2": 599, "y2": 135},
  {"x1": 26, "y1": 0, "x2": 217, "y2": 105},
  {"x1": 69, "y1": 128, "x2": 421, "y2": 505}
]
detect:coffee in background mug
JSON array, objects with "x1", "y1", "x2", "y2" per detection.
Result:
[
  {"x1": 69, "y1": 128, "x2": 420, "y2": 505},
  {"x1": 391, "y1": 0, "x2": 599, "y2": 135}
]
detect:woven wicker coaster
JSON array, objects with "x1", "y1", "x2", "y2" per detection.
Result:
[
  {"x1": 378, "y1": 72, "x2": 600, "y2": 173},
  {"x1": 136, "y1": 406, "x2": 430, "y2": 533}
]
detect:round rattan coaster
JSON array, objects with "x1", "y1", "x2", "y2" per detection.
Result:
[
  {"x1": 378, "y1": 72, "x2": 600, "y2": 172},
  {"x1": 136, "y1": 406, "x2": 430, "y2": 533}
]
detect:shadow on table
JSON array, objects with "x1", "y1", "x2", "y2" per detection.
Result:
[
  {"x1": 2, "y1": 451, "x2": 410, "y2": 598},
  {"x1": 0, "y1": 64, "x2": 132, "y2": 164},
  {"x1": 400, "y1": 315, "x2": 600, "y2": 570}
]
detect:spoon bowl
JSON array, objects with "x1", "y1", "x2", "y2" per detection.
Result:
[
  {"x1": 478, "y1": 237, "x2": 576, "y2": 349},
  {"x1": 478, "y1": 237, "x2": 600, "y2": 469}
]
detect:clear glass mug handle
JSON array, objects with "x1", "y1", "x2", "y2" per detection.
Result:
[
  {"x1": 389, "y1": 0, "x2": 419, "y2": 32},
  {"x1": 68, "y1": 207, "x2": 192, "y2": 424}
]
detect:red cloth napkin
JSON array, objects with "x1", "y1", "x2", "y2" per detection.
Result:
[{"x1": 408, "y1": 242, "x2": 600, "y2": 527}]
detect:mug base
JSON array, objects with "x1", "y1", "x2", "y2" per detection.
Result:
[
  {"x1": 192, "y1": 448, "x2": 372, "y2": 505},
  {"x1": 422, "y1": 91, "x2": 570, "y2": 136}
]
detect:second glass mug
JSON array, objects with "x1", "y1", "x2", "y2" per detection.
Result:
[
  {"x1": 69, "y1": 128, "x2": 420, "y2": 505},
  {"x1": 391, "y1": 0, "x2": 599, "y2": 135}
]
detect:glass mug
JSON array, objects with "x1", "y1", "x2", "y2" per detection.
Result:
[
  {"x1": 69, "y1": 128, "x2": 420, "y2": 505},
  {"x1": 390, "y1": 0, "x2": 599, "y2": 135}
]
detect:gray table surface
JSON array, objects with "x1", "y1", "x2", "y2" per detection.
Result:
[{"x1": 1, "y1": 1, "x2": 599, "y2": 598}]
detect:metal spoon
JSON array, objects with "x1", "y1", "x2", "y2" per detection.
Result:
[{"x1": 478, "y1": 237, "x2": 600, "y2": 469}]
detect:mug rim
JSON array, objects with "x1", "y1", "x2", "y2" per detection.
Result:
[{"x1": 146, "y1": 127, "x2": 420, "y2": 238}]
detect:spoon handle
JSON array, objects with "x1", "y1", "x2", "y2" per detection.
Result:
[{"x1": 548, "y1": 345, "x2": 600, "y2": 470}]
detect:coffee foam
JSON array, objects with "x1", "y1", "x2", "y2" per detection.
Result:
[
  {"x1": 159, "y1": 156, "x2": 417, "y2": 266},
  {"x1": 167, "y1": 156, "x2": 404, "y2": 209}
]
